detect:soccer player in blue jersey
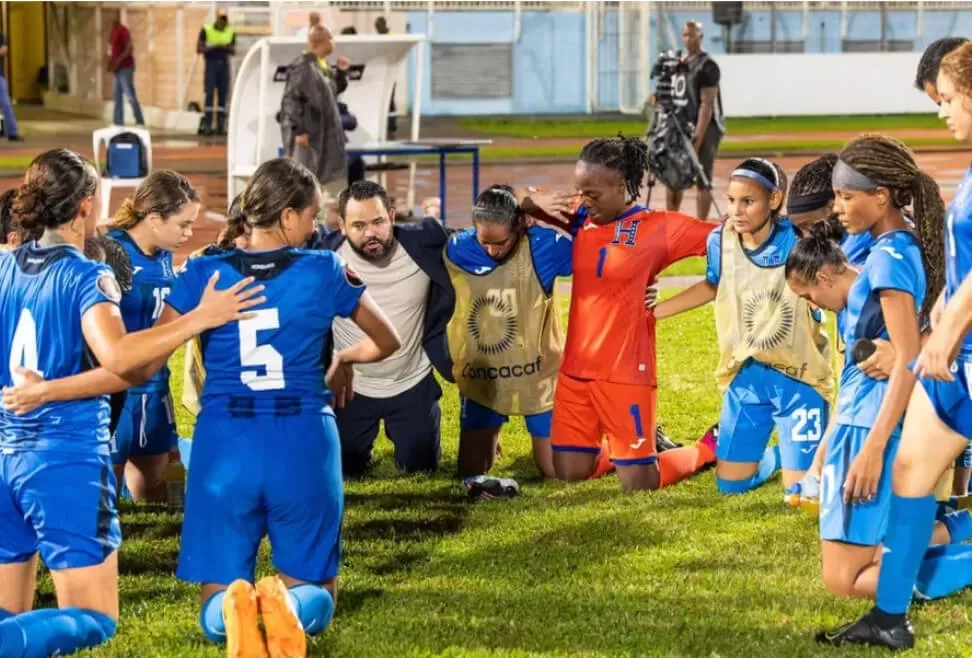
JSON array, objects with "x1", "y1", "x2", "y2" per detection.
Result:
[
  {"x1": 819, "y1": 43, "x2": 972, "y2": 651},
  {"x1": 787, "y1": 135, "x2": 972, "y2": 608},
  {"x1": 0, "y1": 149, "x2": 260, "y2": 658},
  {"x1": 105, "y1": 170, "x2": 200, "y2": 501},
  {"x1": 654, "y1": 158, "x2": 833, "y2": 495},
  {"x1": 447, "y1": 185, "x2": 572, "y2": 485},
  {"x1": 159, "y1": 158, "x2": 400, "y2": 656}
]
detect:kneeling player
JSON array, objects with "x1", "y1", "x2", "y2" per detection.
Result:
[
  {"x1": 447, "y1": 185, "x2": 572, "y2": 485},
  {"x1": 654, "y1": 158, "x2": 833, "y2": 494},
  {"x1": 522, "y1": 136, "x2": 720, "y2": 491},
  {"x1": 786, "y1": 137, "x2": 970, "y2": 607},
  {"x1": 162, "y1": 159, "x2": 400, "y2": 655}
]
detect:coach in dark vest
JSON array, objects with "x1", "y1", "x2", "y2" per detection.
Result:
[
  {"x1": 668, "y1": 20, "x2": 725, "y2": 221},
  {"x1": 311, "y1": 182, "x2": 455, "y2": 477}
]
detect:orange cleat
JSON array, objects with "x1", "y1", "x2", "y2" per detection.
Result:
[
  {"x1": 223, "y1": 580, "x2": 268, "y2": 658},
  {"x1": 256, "y1": 576, "x2": 307, "y2": 658}
]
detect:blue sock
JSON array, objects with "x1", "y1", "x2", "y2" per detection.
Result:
[
  {"x1": 0, "y1": 608, "x2": 116, "y2": 658},
  {"x1": 717, "y1": 445, "x2": 781, "y2": 494},
  {"x1": 875, "y1": 493, "x2": 937, "y2": 615},
  {"x1": 941, "y1": 509, "x2": 972, "y2": 544},
  {"x1": 199, "y1": 590, "x2": 227, "y2": 644},
  {"x1": 0, "y1": 608, "x2": 12, "y2": 622},
  {"x1": 915, "y1": 543, "x2": 972, "y2": 599},
  {"x1": 287, "y1": 585, "x2": 334, "y2": 635},
  {"x1": 178, "y1": 437, "x2": 193, "y2": 471}
]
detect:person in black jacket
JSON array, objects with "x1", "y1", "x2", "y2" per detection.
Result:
[{"x1": 317, "y1": 181, "x2": 455, "y2": 476}]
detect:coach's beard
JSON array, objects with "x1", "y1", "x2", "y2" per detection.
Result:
[{"x1": 349, "y1": 235, "x2": 396, "y2": 262}]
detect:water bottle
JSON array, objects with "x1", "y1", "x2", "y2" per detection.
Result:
[
  {"x1": 785, "y1": 483, "x2": 819, "y2": 515},
  {"x1": 165, "y1": 449, "x2": 186, "y2": 513}
]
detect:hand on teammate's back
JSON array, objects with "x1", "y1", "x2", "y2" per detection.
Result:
[
  {"x1": 858, "y1": 338, "x2": 896, "y2": 381},
  {"x1": 645, "y1": 281, "x2": 659, "y2": 309},
  {"x1": 194, "y1": 272, "x2": 266, "y2": 329},
  {"x1": 1, "y1": 367, "x2": 47, "y2": 415},
  {"x1": 326, "y1": 356, "x2": 355, "y2": 408}
]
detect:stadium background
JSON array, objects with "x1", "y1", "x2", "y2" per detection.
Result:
[{"x1": 0, "y1": 1, "x2": 970, "y2": 656}]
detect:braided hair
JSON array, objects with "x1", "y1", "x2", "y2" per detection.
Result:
[
  {"x1": 838, "y1": 135, "x2": 946, "y2": 322},
  {"x1": 788, "y1": 153, "x2": 844, "y2": 241},
  {"x1": 578, "y1": 134, "x2": 650, "y2": 203}
]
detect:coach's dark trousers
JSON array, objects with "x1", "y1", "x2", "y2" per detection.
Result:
[{"x1": 336, "y1": 372, "x2": 442, "y2": 477}]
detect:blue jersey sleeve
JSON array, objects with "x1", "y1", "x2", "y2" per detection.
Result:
[
  {"x1": 529, "y1": 227, "x2": 573, "y2": 294},
  {"x1": 329, "y1": 253, "x2": 366, "y2": 318},
  {"x1": 705, "y1": 228, "x2": 722, "y2": 286},
  {"x1": 165, "y1": 258, "x2": 206, "y2": 316},
  {"x1": 445, "y1": 230, "x2": 496, "y2": 275},
  {"x1": 76, "y1": 263, "x2": 121, "y2": 318},
  {"x1": 867, "y1": 241, "x2": 922, "y2": 298}
]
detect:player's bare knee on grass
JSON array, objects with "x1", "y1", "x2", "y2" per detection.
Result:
[
  {"x1": 50, "y1": 551, "x2": 120, "y2": 619},
  {"x1": 553, "y1": 452, "x2": 596, "y2": 481},
  {"x1": 125, "y1": 453, "x2": 169, "y2": 502},
  {"x1": 0, "y1": 554, "x2": 39, "y2": 614},
  {"x1": 821, "y1": 542, "x2": 881, "y2": 599},
  {"x1": 531, "y1": 437, "x2": 555, "y2": 478},
  {"x1": 457, "y1": 429, "x2": 501, "y2": 478},
  {"x1": 616, "y1": 464, "x2": 661, "y2": 491}
]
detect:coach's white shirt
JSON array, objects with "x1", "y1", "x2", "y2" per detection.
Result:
[{"x1": 332, "y1": 240, "x2": 432, "y2": 398}]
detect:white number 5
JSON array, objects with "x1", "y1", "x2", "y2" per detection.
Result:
[
  {"x1": 9, "y1": 309, "x2": 42, "y2": 384},
  {"x1": 238, "y1": 308, "x2": 285, "y2": 391},
  {"x1": 791, "y1": 407, "x2": 822, "y2": 443}
]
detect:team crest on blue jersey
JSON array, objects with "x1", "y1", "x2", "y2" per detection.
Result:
[{"x1": 96, "y1": 272, "x2": 123, "y2": 303}]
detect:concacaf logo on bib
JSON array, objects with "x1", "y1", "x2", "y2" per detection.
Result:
[
  {"x1": 467, "y1": 293, "x2": 517, "y2": 356},
  {"x1": 741, "y1": 288, "x2": 794, "y2": 352}
]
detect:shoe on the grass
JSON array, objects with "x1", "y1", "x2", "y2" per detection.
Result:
[
  {"x1": 256, "y1": 575, "x2": 306, "y2": 658},
  {"x1": 654, "y1": 425, "x2": 682, "y2": 453},
  {"x1": 223, "y1": 579, "x2": 268, "y2": 658},
  {"x1": 815, "y1": 612, "x2": 915, "y2": 650},
  {"x1": 464, "y1": 475, "x2": 520, "y2": 500}
]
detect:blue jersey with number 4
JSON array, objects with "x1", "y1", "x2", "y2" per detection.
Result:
[
  {"x1": 947, "y1": 166, "x2": 972, "y2": 359},
  {"x1": 107, "y1": 230, "x2": 176, "y2": 392},
  {"x1": 0, "y1": 244, "x2": 118, "y2": 452},
  {"x1": 165, "y1": 247, "x2": 365, "y2": 412},
  {"x1": 835, "y1": 230, "x2": 925, "y2": 428}
]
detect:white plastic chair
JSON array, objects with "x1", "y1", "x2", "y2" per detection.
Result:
[{"x1": 92, "y1": 126, "x2": 153, "y2": 222}]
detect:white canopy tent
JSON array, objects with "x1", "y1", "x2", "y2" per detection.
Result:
[{"x1": 226, "y1": 34, "x2": 425, "y2": 203}]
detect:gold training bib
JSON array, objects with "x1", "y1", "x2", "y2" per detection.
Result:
[
  {"x1": 445, "y1": 235, "x2": 564, "y2": 415},
  {"x1": 713, "y1": 222, "x2": 832, "y2": 400}
]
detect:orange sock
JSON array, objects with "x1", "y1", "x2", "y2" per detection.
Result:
[
  {"x1": 657, "y1": 442, "x2": 716, "y2": 488},
  {"x1": 588, "y1": 439, "x2": 616, "y2": 479}
]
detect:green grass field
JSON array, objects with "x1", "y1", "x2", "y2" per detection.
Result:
[{"x1": 31, "y1": 289, "x2": 972, "y2": 657}]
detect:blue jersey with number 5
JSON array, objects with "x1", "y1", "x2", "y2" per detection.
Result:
[
  {"x1": 165, "y1": 247, "x2": 365, "y2": 412},
  {"x1": 107, "y1": 230, "x2": 176, "y2": 392},
  {"x1": 835, "y1": 230, "x2": 925, "y2": 428},
  {"x1": 946, "y1": 166, "x2": 972, "y2": 359},
  {"x1": 0, "y1": 244, "x2": 117, "y2": 452}
]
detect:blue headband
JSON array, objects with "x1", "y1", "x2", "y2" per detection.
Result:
[{"x1": 731, "y1": 167, "x2": 779, "y2": 191}]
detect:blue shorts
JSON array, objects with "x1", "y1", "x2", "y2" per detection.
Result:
[
  {"x1": 111, "y1": 390, "x2": 178, "y2": 464},
  {"x1": 177, "y1": 406, "x2": 343, "y2": 585},
  {"x1": 915, "y1": 357, "x2": 972, "y2": 440},
  {"x1": 819, "y1": 424, "x2": 900, "y2": 546},
  {"x1": 718, "y1": 361, "x2": 829, "y2": 471},
  {"x1": 0, "y1": 449, "x2": 121, "y2": 570},
  {"x1": 460, "y1": 397, "x2": 552, "y2": 438}
]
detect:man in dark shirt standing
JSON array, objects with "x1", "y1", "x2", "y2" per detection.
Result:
[
  {"x1": 108, "y1": 19, "x2": 145, "y2": 127},
  {"x1": 668, "y1": 20, "x2": 724, "y2": 220},
  {"x1": 0, "y1": 31, "x2": 21, "y2": 141},
  {"x1": 197, "y1": 12, "x2": 236, "y2": 136}
]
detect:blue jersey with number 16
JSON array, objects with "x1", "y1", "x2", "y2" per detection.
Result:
[
  {"x1": 107, "y1": 230, "x2": 176, "y2": 392},
  {"x1": 0, "y1": 244, "x2": 118, "y2": 452},
  {"x1": 165, "y1": 247, "x2": 365, "y2": 413}
]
